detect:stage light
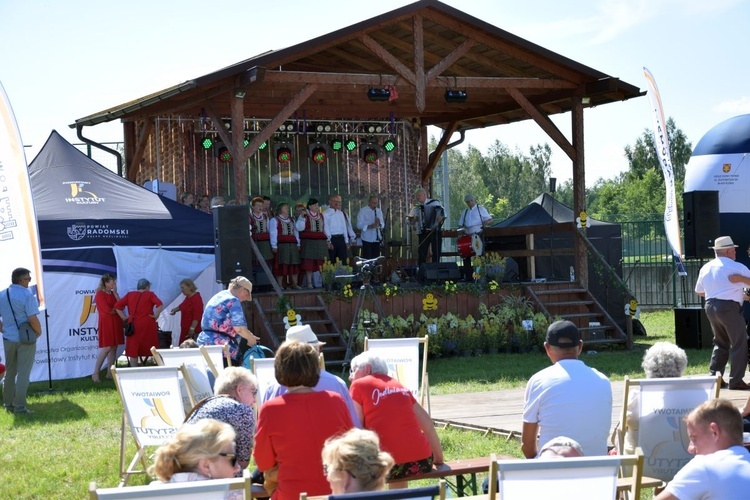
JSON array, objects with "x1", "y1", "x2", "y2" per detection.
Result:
[
  {"x1": 367, "y1": 88, "x2": 390, "y2": 101},
  {"x1": 444, "y1": 90, "x2": 468, "y2": 103},
  {"x1": 330, "y1": 137, "x2": 343, "y2": 152},
  {"x1": 276, "y1": 146, "x2": 292, "y2": 163},
  {"x1": 258, "y1": 140, "x2": 268, "y2": 150},
  {"x1": 362, "y1": 148, "x2": 378, "y2": 164},
  {"x1": 201, "y1": 137, "x2": 214, "y2": 150},
  {"x1": 383, "y1": 138, "x2": 396, "y2": 153},
  {"x1": 243, "y1": 137, "x2": 250, "y2": 148},
  {"x1": 311, "y1": 147, "x2": 327, "y2": 164},
  {"x1": 217, "y1": 146, "x2": 232, "y2": 163},
  {"x1": 344, "y1": 138, "x2": 357, "y2": 152}
]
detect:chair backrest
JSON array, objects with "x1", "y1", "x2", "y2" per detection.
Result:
[
  {"x1": 112, "y1": 366, "x2": 187, "y2": 447},
  {"x1": 152, "y1": 347, "x2": 214, "y2": 411},
  {"x1": 250, "y1": 357, "x2": 277, "y2": 406},
  {"x1": 619, "y1": 375, "x2": 719, "y2": 482},
  {"x1": 308, "y1": 480, "x2": 444, "y2": 500},
  {"x1": 201, "y1": 344, "x2": 231, "y2": 378},
  {"x1": 488, "y1": 453, "x2": 622, "y2": 500},
  {"x1": 363, "y1": 336, "x2": 429, "y2": 406},
  {"x1": 90, "y1": 468, "x2": 252, "y2": 499}
]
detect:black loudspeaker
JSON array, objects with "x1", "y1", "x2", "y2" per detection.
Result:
[
  {"x1": 418, "y1": 262, "x2": 460, "y2": 283},
  {"x1": 213, "y1": 205, "x2": 252, "y2": 283},
  {"x1": 674, "y1": 307, "x2": 714, "y2": 349},
  {"x1": 683, "y1": 191, "x2": 720, "y2": 259},
  {"x1": 503, "y1": 257, "x2": 519, "y2": 282}
]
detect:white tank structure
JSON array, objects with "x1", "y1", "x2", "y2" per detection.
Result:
[{"x1": 684, "y1": 114, "x2": 750, "y2": 252}]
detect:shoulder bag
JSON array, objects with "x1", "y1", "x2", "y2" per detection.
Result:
[
  {"x1": 123, "y1": 293, "x2": 143, "y2": 337},
  {"x1": 6, "y1": 289, "x2": 37, "y2": 344}
]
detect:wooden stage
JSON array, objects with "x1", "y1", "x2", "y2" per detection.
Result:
[{"x1": 429, "y1": 381, "x2": 750, "y2": 439}]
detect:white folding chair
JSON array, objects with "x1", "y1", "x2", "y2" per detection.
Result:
[
  {"x1": 250, "y1": 357, "x2": 277, "y2": 407},
  {"x1": 301, "y1": 480, "x2": 445, "y2": 499},
  {"x1": 111, "y1": 366, "x2": 187, "y2": 486},
  {"x1": 488, "y1": 453, "x2": 625, "y2": 500},
  {"x1": 200, "y1": 344, "x2": 231, "y2": 379},
  {"x1": 616, "y1": 375, "x2": 720, "y2": 482},
  {"x1": 364, "y1": 336, "x2": 429, "y2": 410},
  {"x1": 89, "y1": 468, "x2": 253, "y2": 499},
  {"x1": 151, "y1": 347, "x2": 214, "y2": 412}
]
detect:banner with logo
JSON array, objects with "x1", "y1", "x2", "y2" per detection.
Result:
[
  {"x1": 0, "y1": 80, "x2": 45, "y2": 307},
  {"x1": 643, "y1": 68, "x2": 687, "y2": 276}
]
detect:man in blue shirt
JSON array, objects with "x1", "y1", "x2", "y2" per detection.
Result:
[{"x1": 0, "y1": 267, "x2": 41, "y2": 414}]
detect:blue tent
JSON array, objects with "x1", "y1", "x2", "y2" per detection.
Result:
[{"x1": 29, "y1": 130, "x2": 213, "y2": 273}]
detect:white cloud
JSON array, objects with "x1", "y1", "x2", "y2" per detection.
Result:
[{"x1": 714, "y1": 97, "x2": 750, "y2": 114}]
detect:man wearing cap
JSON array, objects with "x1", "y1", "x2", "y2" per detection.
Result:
[
  {"x1": 521, "y1": 320, "x2": 612, "y2": 458},
  {"x1": 198, "y1": 276, "x2": 260, "y2": 366},
  {"x1": 457, "y1": 194, "x2": 493, "y2": 281},
  {"x1": 695, "y1": 235, "x2": 750, "y2": 390},
  {"x1": 263, "y1": 324, "x2": 361, "y2": 427}
]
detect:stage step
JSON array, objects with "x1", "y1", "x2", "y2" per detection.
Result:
[{"x1": 543, "y1": 300, "x2": 595, "y2": 307}]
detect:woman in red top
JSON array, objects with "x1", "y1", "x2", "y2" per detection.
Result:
[
  {"x1": 169, "y1": 278, "x2": 203, "y2": 344},
  {"x1": 92, "y1": 273, "x2": 123, "y2": 382},
  {"x1": 348, "y1": 351, "x2": 443, "y2": 484},
  {"x1": 254, "y1": 340, "x2": 353, "y2": 500},
  {"x1": 114, "y1": 278, "x2": 163, "y2": 367}
]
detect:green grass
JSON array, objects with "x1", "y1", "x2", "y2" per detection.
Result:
[{"x1": 0, "y1": 309, "x2": 690, "y2": 498}]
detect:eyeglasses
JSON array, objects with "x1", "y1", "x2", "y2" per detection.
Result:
[
  {"x1": 218, "y1": 453, "x2": 237, "y2": 467},
  {"x1": 323, "y1": 464, "x2": 356, "y2": 478}
]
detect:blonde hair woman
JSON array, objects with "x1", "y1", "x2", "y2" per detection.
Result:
[
  {"x1": 149, "y1": 418, "x2": 238, "y2": 483},
  {"x1": 322, "y1": 428, "x2": 394, "y2": 494}
]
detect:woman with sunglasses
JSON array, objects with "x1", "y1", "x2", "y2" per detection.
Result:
[
  {"x1": 149, "y1": 418, "x2": 239, "y2": 483},
  {"x1": 322, "y1": 428, "x2": 394, "y2": 494},
  {"x1": 184, "y1": 367, "x2": 257, "y2": 476}
]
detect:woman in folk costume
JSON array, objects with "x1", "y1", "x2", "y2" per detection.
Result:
[
  {"x1": 270, "y1": 202, "x2": 301, "y2": 290},
  {"x1": 295, "y1": 198, "x2": 327, "y2": 289},
  {"x1": 250, "y1": 196, "x2": 274, "y2": 270}
]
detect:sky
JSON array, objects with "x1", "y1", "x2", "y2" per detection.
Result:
[{"x1": 1, "y1": 0, "x2": 748, "y2": 186}]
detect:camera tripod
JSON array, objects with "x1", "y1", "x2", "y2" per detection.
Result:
[{"x1": 341, "y1": 258, "x2": 393, "y2": 374}]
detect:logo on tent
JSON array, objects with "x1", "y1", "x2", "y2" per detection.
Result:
[
  {"x1": 723, "y1": 163, "x2": 732, "y2": 173},
  {"x1": 64, "y1": 181, "x2": 104, "y2": 205},
  {"x1": 66, "y1": 223, "x2": 129, "y2": 241},
  {"x1": 67, "y1": 223, "x2": 87, "y2": 241}
]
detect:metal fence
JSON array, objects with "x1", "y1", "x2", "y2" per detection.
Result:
[{"x1": 618, "y1": 219, "x2": 702, "y2": 308}]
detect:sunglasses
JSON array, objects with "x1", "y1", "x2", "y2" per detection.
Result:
[{"x1": 218, "y1": 453, "x2": 237, "y2": 467}]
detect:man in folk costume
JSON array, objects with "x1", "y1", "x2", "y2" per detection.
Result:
[
  {"x1": 408, "y1": 188, "x2": 445, "y2": 265},
  {"x1": 249, "y1": 196, "x2": 274, "y2": 270},
  {"x1": 270, "y1": 202, "x2": 301, "y2": 290},
  {"x1": 295, "y1": 198, "x2": 328, "y2": 289},
  {"x1": 323, "y1": 194, "x2": 357, "y2": 265},
  {"x1": 457, "y1": 194, "x2": 493, "y2": 281}
]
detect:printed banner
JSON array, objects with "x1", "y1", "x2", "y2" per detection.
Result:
[
  {"x1": 0, "y1": 80, "x2": 45, "y2": 307},
  {"x1": 366, "y1": 338, "x2": 421, "y2": 397},
  {"x1": 643, "y1": 68, "x2": 687, "y2": 276}
]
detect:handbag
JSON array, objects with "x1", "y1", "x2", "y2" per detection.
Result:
[
  {"x1": 123, "y1": 293, "x2": 143, "y2": 337},
  {"x1": 6, "y1": 289, "x2": 37, "y2": 344}
]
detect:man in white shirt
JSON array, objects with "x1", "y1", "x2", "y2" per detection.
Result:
[
  {"x1": 656, "y1": 398, "x2": 750, "y2": 500},
  {"x1": 522, "y1": 320, "x2": 612, "y2": 458},
  {"x1": 457, "y1": 194, "x2": 492, "y2": 281},
  {"x1": 323, "y1": 194, "x2": 356, "y2": 265},
  {"x1": 356, "y1": 196, "x2": 385, "y2": 260},
  {"x1": 695, "y1": 235, "x2": 750, "y2": 390}
]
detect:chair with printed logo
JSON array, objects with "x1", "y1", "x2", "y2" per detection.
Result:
[
  {"x1": 364, "y1": 336, "x2": 430, "y2": 412},
  {"x1": 111, "y1": 365, "x2": 188, "y2": 486},
  {"x1": 615, "y1": 375, "x2": 720, "y2": 483},
  {"x1": 151, "y1": 347, "x2": 214, "y2": 412}
]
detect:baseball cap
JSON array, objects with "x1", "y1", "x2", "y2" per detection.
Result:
[
  {"x1": 231, "y1": 276, "x2": 253, "y2": 295},
  {"x1": 545, "y1": 320, "x2": 580, "y2": 348},
  {"x1": 286, "y1": 324, "x2": 325, "y2": 345},
  {"x1": 464, "y1": 194, "x2": 475, "y2": 202}
]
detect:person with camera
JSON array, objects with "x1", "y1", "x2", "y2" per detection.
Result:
[{"x1": 0, "y1": 267, "x2": 42, "y2": 415}]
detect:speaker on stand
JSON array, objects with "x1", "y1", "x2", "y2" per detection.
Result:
[
  {"x1": 213, "y1": 205, "x2": 253, "y2": 284},
  {"x1": 683, "y1": 191, "x2": 720, "y2": 259},
  {"x1": 418, "y1": 262, "x2": 461, "y2": 283}
]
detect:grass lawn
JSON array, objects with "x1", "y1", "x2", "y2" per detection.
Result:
[{"x1": 0, "y1": 309, "x2": 701, "y2": 498}]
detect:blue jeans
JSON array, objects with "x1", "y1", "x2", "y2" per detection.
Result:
[{"x1": 3, "y1": 338, "x2": 37, "y2": 410}]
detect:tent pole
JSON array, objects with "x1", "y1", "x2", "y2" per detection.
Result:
[{"x1": 39, "y1": 309, "x2": 55, "y2": 393}]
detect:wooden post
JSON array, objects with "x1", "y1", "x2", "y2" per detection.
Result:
[
  {"x1": 230, "y1": 94, "x2": 247, "y2": 202},
  {"x1": 571, "y1": 97, "x2": 587, "y2": 288}
]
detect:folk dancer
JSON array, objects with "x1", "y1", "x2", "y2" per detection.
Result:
[
  {"x1": 296, "y1": 198, "x2": 328, "y2": 289},
  {"x1": 250, "y1": 197, "x2": 274, "y2": 271},
  {"x1": 270, "y1": 202, "x2": 301, "y2": 290}
]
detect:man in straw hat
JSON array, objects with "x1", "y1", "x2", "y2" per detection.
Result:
[{"x1": 695, "y1": 236, "x2": 750, "y2": 390}]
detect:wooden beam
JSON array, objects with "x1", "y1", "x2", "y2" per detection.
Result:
[
  {"x1": 360, "y1": 34, "x2": 416, "y2": 86},
  {"x1": 128, "y1": 119, "x2": 154, "y2": 182},
  {"x1": 242, "y1": 83, "x2": 319, "y2": 156},
  {"x1": 423, "y1": 121, "x2": 459, "y2": 183},
  {"x1": 413, "y1": 14, "x2": 426, "y2": 113},
  {"x1": 425, "y1": 38, "x2": 475, "y2": 83},
  {"x1": 204, "y1": 104, "x2": 235, "y2": 157},
  {"x1": 231, "y1": 93, "x2": 247, "y2": 201},
  {"x1": 571, "y1": 97, "x2": 587, "y2": 288},
  {"x1": 507, "y1": 87, "x2": 576, "y2": 162}
]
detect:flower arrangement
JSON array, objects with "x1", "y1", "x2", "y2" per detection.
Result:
[
  {"x1": 382, "y1": 283, "x2": 399, "y2": 300},
  {"x1": 472, "y1": 252, "x2": 507, "y2": 281},
  {"x1": 320, "y1": 258, "x2": 354, "y2": 287},
  {"x1": 443, "y1": 280, "x2": 458, "y2": 295}
]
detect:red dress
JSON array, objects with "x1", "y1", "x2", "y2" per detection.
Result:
[
  {"x1": 177, "y1": 292, "x2": 203, "y2": 344},
  {"x1": 254, "y1": 391, "x2": 353, "y2": 500},
  {"x1": 95, "y1": 290, "x2": 124, "y2": 348},
  {"x1": 349, "y1": 373, "x2": 431, "y2": 464},
  {"x1": 114, "y1": 290, "x2": 163, "y2": 357}
]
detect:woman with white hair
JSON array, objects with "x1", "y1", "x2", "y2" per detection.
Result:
[
  {"x1": 114, "y1": 278, "x2": 163, "y2": 367},
  {"x1": 322, "y1": 428, "x2": 394, "y2": 494},
  {"x1": 348, "y1": 351, "x2": 443, "y2": 484}
]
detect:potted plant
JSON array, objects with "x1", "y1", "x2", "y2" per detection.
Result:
[{"x1": 320, "y1": 258, "x2": 354, "y2": 291}]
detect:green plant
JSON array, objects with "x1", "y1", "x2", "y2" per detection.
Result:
[
  {"x1": 472, "y1": 252, "x2": 507, "y2": 280},
  {"x1": 320, "y1": 258, "x2": 354, "y2": 287},
  {"x1": 276, "y1": 294, "x2": 294, "y2": 316}
]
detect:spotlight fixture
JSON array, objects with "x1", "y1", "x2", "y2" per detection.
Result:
[
  {"x1": 444, "y1": 90, "x2": 468, "y2": 103},
  {"x1": 367, "y1": 88, "x2": 390, "y2": 101},
  {"x1": 258, "y1": 140, "x2": 268, "y2": 151},
  {"x1": 243, "y1": 136, "x2": 250, "y2": 148},
  {"x1": 383, "y1": 137, "x2": 396, "y2": 154},
  {"x1": 234, "y1": 89, "x2": 246, "y2": 99},
  {"x1": 276, "y1": 146, "x2": 292, "y2": 163},
  {"x1": 330, "y1": 137, "x2": 343, "y2": 152},
  {"x1": 201, "y1": 137, "x2": 214, "y2": 150},
  {"x1": 310, "y1": 146, "x2": 327, "y2": 165},
  {"x1": 278, "y1": 123, "x2": 296, "y2": 133},
  {"x1": 362, "y1": 148, "x2": 378, "y2": 164},
  {"x1": 360, "y1": 138, "x2": 384, "y2": 164},
  {"x1": 344, "y1": 138, "x2": 358, "y2": 152},
  {"x1": 315, "y1": 123, "x2": 333, "y2": 133},
  {"x1": 217, "y1": 146, "x2": 232, "y2": 163}
]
